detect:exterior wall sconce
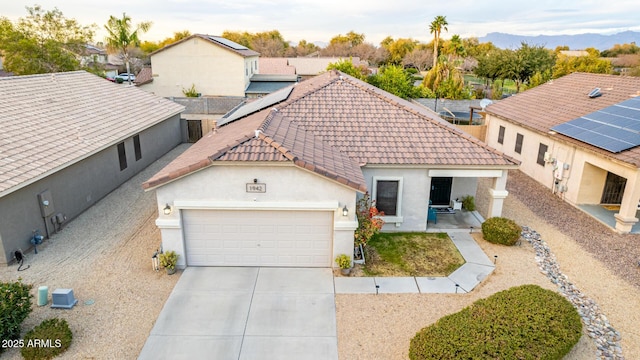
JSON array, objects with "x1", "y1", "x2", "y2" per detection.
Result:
[
  {"x1": 163, "y1": 204, "x2": 172, "y2": 215},
  {"x1": 342, "y1": 205, "x2": 349, "y2": 217}
]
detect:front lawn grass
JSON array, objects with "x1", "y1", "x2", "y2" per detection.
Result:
[{"x1": 363, "y1": 232, "x2": 465, "y2": 277}]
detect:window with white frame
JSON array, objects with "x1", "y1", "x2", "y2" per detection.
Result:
[{"x1": 372, "y1": 177, "x2": 403, "y2": 217}]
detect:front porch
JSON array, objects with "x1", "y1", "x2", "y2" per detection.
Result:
[
  {"x1": 577, "y1": 205, "x2": 640, "y2": 234},
  {"x1": 426, "y1": 209, "x2": 484, "y2": 233}
]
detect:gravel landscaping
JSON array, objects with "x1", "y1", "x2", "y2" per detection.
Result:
[{"x1": 2, "y1": 145, "x2": 639, "y2": 360}]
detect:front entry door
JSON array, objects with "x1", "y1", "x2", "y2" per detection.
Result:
[
  {"x1": 601, "y1": 172, "x2": 626, "y2": 204},
  {"x1": 430, "y1": 177, "x2": 453, "y2": 206}
]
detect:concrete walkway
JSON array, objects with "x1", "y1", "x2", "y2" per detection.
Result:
[
  {"x1": 334, "y1": 232, "x2": 495, "y2": 294},
  {"x1": 138, "y1": 267, "x2": 338, "y2": 360}
]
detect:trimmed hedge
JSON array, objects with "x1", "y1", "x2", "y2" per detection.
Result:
[
  {"x1": 481, "y1": 217, "x2": 521, "y2": 245},
  {"x1": 0, "y1": 280, "x2": 33, "y2": 354},
  {"x1": 21, "y1": 318, "x2": 73, "y2": 360},
  {"x1": 409, "y1": 285, "x2": 582, "y2": 360}
]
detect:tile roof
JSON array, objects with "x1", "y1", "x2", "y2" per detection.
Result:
[
  {"x1": 135, "y1": 67, "x2": 153, "y2": 86},
  {"x1": 259, "y1": 58, "x2": 296, "y2": 75},
  {"x1": 0, "y1": 71, "x2": 184, "y2": 197},
  {"x1": 485, "y1": 72, "x2": 640, "y2": 167},
  {"x1": 150, "y1": 34, "x2": 260, "y2": 58},
  {"x1": 144, "y1": 70, "x2": 517, "y2": 190},
  {"x1": 259, "y1": 57, "x2": 365, "y2": 76}
]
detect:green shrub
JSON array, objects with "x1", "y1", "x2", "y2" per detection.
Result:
[
  {"x1": 409, "y1": 285, "x2": 582, "y2": 360},
  {"x1": 460, "y1": 195, "x2": 475, "y2": 211},
  {"x1": 0, "y1": 280, "x2": 33, "y2": 354},
  {"x1": 115, "y1": 77, "x2": 124, "y2": 84},
  {"x1": 481, "y1": 217, "x2": 521, "y2": 245},
  {"x1": 21, "y1": 318, "x2": 72, "y2": 360}
]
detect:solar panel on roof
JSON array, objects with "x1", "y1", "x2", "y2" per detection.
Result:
[
  {"x1": 208, "y1": 36, "x2": 249, "y2": 50},
  {"x1": 218, "y1": 86, "x2": 294, "y2": 127},
  {"x1": 550, "y1": 97, "x2": 640, "y2": 153}
]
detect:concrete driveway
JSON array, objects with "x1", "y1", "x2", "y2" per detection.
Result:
[{"x1": 138, "y1": 267, "x2": 338, "y2": 360}]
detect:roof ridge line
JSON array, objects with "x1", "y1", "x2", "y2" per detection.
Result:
[
  {"x1": 257, "y1": 131, "x2": 297, "y2": 162},
  {"x1": 208, "y1": 134, "x2": 255, "y2": 161},
  {"x1": 335, "y1": 74, "x2": 519, "y2": 165},
  {"x1": 269, "y1": 71, "x2": 343, "y2": 110}
]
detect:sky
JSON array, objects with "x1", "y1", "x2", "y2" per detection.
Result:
[{"x1": 3, "y1": 0, "x2": 640, "y2": 45}]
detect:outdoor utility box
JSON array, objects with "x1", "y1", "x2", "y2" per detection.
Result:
[
  {"x1": 37, "y1": 286, "x2": 48, "y2": 306},
  {"x1": 51, "y1": 288, "x2": 78, "y2": 309}
]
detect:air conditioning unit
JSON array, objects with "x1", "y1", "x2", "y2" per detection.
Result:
[
  {"x1": 543, "y1": 152, "x2": 551, "y2": 162},
  {"x1": 51, "y1": 288, "x2": 78, "y2": 309}
]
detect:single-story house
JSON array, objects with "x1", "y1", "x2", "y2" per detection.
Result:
[
  {"x1": 259, "y1": 57, "x2": 366, "y2": 80},
  {"x1": 143, "y1": 70, "x2": 518, "y2": 269},
  {"x1": 484, "y1": 72, "x2": 640, "y2": 233},
  {"x1": 0, "y1": 71, "x2": 184, "y2": 265},
  {"x1": 139, "y1": 34, "x2": 260, "y2": 98}
]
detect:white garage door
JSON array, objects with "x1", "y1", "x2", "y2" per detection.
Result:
[{"x1": 183, "y1": 209, "x2": 333, "y2": 267}]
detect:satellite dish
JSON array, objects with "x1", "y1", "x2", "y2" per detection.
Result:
[
  {"x1": 588, "y1": 88, "x2": 602, "y2": 98},
  {"x1": 480, "y1": 99, "x2": 493, "y2": 110}
]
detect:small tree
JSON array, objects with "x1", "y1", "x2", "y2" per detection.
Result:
[
  {"x1": 354, "y1": 192, "x2": 384, "y2": 247},
  {"x1": 0, "y1": 280, "x2": 33, "y2": 354},
  {"x1": 104, "y1": 13, "x2": 151, "y2": 85}
]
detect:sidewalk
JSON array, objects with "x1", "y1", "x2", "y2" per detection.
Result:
[{"x1": 334, "y1": 232, "x2": 495, "y2": 294}]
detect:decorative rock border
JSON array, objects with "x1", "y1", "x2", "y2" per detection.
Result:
[{"x1": 521, "y1": 226, "x2": 624, "y2": 360}]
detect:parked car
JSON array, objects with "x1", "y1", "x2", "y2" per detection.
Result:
[
  {"x1": 115, "y1": 73, "x2": 136, "y2": 82},
  {"x1": 105, "y1": 76, "x2": 116, "y2": 82}
]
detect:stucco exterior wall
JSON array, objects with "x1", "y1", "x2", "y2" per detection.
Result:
[
  {"x1": 0, "y1": 115, "x2": 182, "y2": 265},
  {"x1": 153, "y1": 163, "x2": 358, "y2": 268},
  {"x1": 361, "y1": 167, "x2": 483, "y2": 232},
  {"x1": 486, "y1": 114, "x2": 639, "y2": 207},
  {"x1": 144, "y1": 38, "x2": 258, "y2": 97}
]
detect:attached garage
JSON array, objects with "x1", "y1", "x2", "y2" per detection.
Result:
[{"x1": 182, "y1": 209, "x2": 333, "y2": 267}]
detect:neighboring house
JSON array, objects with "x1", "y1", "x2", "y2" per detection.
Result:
[
  {"x1": 143, "y1": 70, "x2": 518, "y2": 269},
  {"x1": 0, "y1": 71, "x2": 184, "y2": 265},
  {"x1": 139, "y1": 34, "x2": 260, "y2": 97},
  {"x1": 259, "y1": 57, "x2": 365, "y2": 80},
  {"x1": 80, "y1": 44, "x2": 118, "y2": 78},
  {"x1": 484, "y1": 72, "x2": 640, "y2": 233},
  {"x1": 245, "y1": 74, "x2": 299, "y2": 98}
]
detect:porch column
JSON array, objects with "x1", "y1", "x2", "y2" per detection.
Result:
[
  {"x1": 487, "y1": 170, "x2": 509, "y2": 218},
  {"x1": 614, "y1": 173, "x2": 640, "y2": 233}
]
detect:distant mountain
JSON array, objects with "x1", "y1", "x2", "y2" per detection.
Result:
[{"x1": 479, "y1": 31, "x2": 640, "y2": 51}]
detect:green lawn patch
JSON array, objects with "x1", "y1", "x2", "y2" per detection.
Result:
[{"x1": 363, "y1": 232, "x2": 465, "y2": 277}]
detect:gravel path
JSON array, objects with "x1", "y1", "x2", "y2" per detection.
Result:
[
  {"x1": 0, "y1": 145, "x2": 190, "y2": 360},
  {"x1": 2, "y1": 150, "x2": 639, "y2": 360}
]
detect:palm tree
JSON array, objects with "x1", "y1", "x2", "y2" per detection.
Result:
[
  {"x1": 104, "y1": 13, "x2": 151, "y2": 84},
  {"x1": 429, "y1": 15, "x2": 448, "y2": 68}
]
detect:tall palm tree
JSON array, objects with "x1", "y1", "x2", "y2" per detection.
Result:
[
  {"x1": 429, "y1": 15, "x2": 448, "y2": 68},
  {"x1": 104, "y1": 13, "x2": 151, "y2": 84}
]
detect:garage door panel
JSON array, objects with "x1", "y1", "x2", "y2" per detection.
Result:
[{"x1": 183, "y1": 210, "x2": 333, "y2": 267}]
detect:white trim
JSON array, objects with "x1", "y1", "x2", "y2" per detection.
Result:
[
  {"x1": 371, "y1": 176, "x2": 403, "y2": 219},
  {"x1": 489, "y1": 189, "x2": 509, "y2": 199},
  {"x1": 174, "y1": 200, "x2": 339, "y2": 211},
  {"x1": 155, "y1": 217, "x2": 181, "y2": 229},
  {"x1": 428, "y1": 169, "x2": 504, "y2": 178},
  {"x1": 335, "y1": 221, "x2": 359, "y2": 231},
  {"x1": 377, "y1": 215, "x2": 403, "y2": 223}
]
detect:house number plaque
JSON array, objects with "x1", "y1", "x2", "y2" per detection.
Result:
[{"x1": 246, "y1": 183, "x2": 266, "y2": 193}]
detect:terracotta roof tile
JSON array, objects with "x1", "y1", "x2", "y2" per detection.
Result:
[
  {"x1": 145, "y1": 70, "x2": 517, "y2": 191},
  {"x1": 135, "y1": 67, "x2": 153, "y2": 86},
  {"x1": 259, "y1": 58, "x2": 296, "y2": 75},
  {"x1": 486, "y1": 72, "x2": 640, "y2": 167},
  {"x1": 0, "y1": 71, "x2": 184, "y2": 197}
]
